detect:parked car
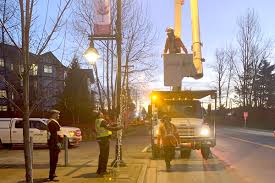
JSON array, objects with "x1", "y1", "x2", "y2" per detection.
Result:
[{"x1": 0, "y1": 118, "x2": 82, "y2": 148}]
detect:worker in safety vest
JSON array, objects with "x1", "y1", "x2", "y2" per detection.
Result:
[
  {"x1": 95, "y1": 111, "x2": 123, "y2": 176},
  {"x1": 164, "y1": 27, "x2": 188, "y2": 54},
  {"x1": 157, "y1": 115, "x2": 180, "y2": 171}
]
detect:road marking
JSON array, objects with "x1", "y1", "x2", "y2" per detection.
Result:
[{"x1": 228, "y1": 136, "x2": 275, "y2": 150}]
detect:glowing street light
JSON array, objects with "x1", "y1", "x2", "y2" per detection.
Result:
[{"x1": 83, "y1": 38, "x2": 100, "y2": 64}]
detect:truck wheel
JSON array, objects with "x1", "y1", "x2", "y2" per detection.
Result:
[
  {"x1": 181, "y1": 149, "x2": 191, "y2": 159},
  {"x1": 201, "y1": 146, "x2": 211, "y2": 160},
  {"x1": 152, "y1": 144, "x2": 160, "y2": 159}
]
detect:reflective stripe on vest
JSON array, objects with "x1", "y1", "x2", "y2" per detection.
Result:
[{"x1": 95, "y1": 118, "x2": 112, "y2": 138}]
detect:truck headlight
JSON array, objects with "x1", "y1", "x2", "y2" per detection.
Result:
[
  {"x1": 69, "y1": 131, "x2": 75, "y2": 137},
  {"x1": 200, "y1": 127, "x2": 210, "y2": 136},
  {"x1": 155, "y1": 129, "x2": 159, "y2": 135}
]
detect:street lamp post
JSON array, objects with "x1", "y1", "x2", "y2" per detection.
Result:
[
  {"x1": 84, "y1": 0, "x2": 125, "y2": 167},
  {"x1": 83, "y1": 37, "x2": 100, "y2": 64}
]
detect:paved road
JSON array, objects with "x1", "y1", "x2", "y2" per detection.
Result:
[
  {"x1": 144, "y1": 126, "x2": 275, "y2": 183},
  {"x1": 212, "y1": 127, "x2": 275, "y2": 183},
  {"x1": 144, "y1": 150, "x2": 247, "y2": 183},
  {"x1": 1, "y1": 126, "x2": 275, "y2": 183}
]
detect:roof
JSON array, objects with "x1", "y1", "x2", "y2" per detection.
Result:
[
  {"x1": 0, "y1": 44, "x2": 65, "y2": 68},
  {"x1": 40, "y1": 52, "x2": 66, "y2": 68},
  {"x1": 151, "y1": 90, "x2": 217, "y2": 100}
]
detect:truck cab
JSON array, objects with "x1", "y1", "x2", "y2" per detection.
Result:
[{"x1": 149, "y1": 90, "x2": 216, "y2": 160}]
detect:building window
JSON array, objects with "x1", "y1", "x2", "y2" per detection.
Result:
[
  {"x1": 0, "y1": 58, "x2": 4, "y2": 67},
  {"x1": 30, "y1": 64, "x2": 38, "y2": 75},
  {"x1": 10, "y1": 64, "x2": 14, "y2": 71},
  {"x1": 0, "y1": 106, "x2": 8, "y2": 111},
  {"x1": 34, "y1": 80, "x2": 38, "y2": 89},
  {"x1": 0, "y1": 90, "x2": 7, "y2": 98},
  {"x1": 64, "y1": 72, "x2": 67, "y2": 79},
  {"x1": 20, "y1": 64, "x2": 24, "y2": 73},
  {"x1": 44, "y1": 65, "x2": 53, "y2": 73}
]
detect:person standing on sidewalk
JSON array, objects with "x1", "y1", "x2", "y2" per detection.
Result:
[
  {"x1": 47, "y1": 109, "x2": 63, "y2": 181},
  {"x1": 95, "y1": 111, "x2": 123, "y2": 176},
  {"x1": 157, "y1": 115, "x2": 180, "y2": 171}
]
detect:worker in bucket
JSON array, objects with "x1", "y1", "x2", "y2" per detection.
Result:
[{"x1": 164, "y1": 27, "x2": 188, "y2": 54}]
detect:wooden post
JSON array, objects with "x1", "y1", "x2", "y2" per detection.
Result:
[{"x1": 64, "y1": 136, "x2": 68, "y2": 166}]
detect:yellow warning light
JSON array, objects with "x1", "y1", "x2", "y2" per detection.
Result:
[{"x1": 152, "y1": 95, "x2": 157, "y2": 101}]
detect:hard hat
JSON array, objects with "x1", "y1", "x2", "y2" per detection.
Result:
[
  {"x1": 162, "y1": 115, "x2": 171, "y2": 122},
  {"x1": 166, "y1": 27, "x2": 174, "y2": 33}
]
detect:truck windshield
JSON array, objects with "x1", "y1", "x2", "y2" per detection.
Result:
[{"x1": 158, "y1": 100, "x2": 202, "y2": 118}]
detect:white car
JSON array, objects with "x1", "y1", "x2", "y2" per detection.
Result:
[{"x1": 0, "y1": 118, "x2": 82, "y2": 148}]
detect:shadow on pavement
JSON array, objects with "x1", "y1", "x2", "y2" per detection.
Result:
[
  {"x1": 72, "y1": 172, "x2": 98, "y2": 179},
  {"x1": 0, "y1": 164, "x2": 49, "y2": 169},
  {"x1": 17, "y1": 178, "x2": 57, "y2": 183},
  {"x1": 64, "y1": 160, "x2": 94, "y2": 176},
  {"x1": 158, "y1": 162, "x2": 226, "y2": 172}
]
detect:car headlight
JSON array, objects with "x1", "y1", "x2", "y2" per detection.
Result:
[
  {"x1": 69, "y1": 131, "x2": 75, "y2": 137},
  {"x1": 200, "y1": 127, "x2": 210, "y2": 136}
]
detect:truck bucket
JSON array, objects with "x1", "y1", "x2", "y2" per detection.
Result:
[{"x1": 163, "y1": 53, "x2": 203, "y2": 87}]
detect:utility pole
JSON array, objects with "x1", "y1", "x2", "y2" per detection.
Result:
[
  {"x1": 112, "y1": 0, "x2": 126, "y2": 167},
  {"x1": 116, "y1": 0, "x2": 122, "y2": 121}
]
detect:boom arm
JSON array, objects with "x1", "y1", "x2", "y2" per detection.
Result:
[
  {"x1": 190, "y1": 0, "x2": 203, "y2": 77},
  {"x1": 174, "y1": 0, "x2": 203, "y2": 78},
  {"x1": 174, "y1": 0, "x2": 184, "y2": 37}
]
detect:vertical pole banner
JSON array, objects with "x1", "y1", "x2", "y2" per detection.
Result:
[{"x1": 93, "y1": 0, "x2": 111, "y2": 36}]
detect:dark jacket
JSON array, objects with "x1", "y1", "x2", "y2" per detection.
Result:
[{"x1": 47, "y1": 119, "x2": 63, "y2": 149}]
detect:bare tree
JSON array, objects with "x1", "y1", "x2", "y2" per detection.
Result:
[
  {"x1": 212, "y1": 49, "x2": 227, "y2": 108},
  {"x1": 121, "y1": 2, "x2": 157, "y2": 90},
  {"x1": 1, "y1": 0, "x2": 72, "y2": 182},
  {"x1": 71, "y1": 0, "x2": 157, "y2": 115},
  {"x1": 225, "y1": 46, "x2": 237, "y2": 108},
  {"x1": 235, "y1": 9, "x2": 272, "y2": 107}
]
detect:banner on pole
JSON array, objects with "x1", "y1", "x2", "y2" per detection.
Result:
[{"x1": 93, "y1": 0, "x2": 112, "y2": 36}]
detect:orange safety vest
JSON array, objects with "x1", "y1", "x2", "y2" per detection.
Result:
[{"x1": 158, "y1": 122, "x2": 179, "y2": 147}]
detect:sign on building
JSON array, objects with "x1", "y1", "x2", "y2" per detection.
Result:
[{"x1": 93, "y1": 0, "x2": 111, "y2": 36}]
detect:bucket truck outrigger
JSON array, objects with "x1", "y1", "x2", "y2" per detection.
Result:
[{"x1": 148, "y1": 0, "x2": 217, "y2": 160}]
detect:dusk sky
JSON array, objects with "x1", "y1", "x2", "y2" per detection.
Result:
[
  {"x1": 38, "y1": 0, "x2": 275, "y2": 99},
  {"x1": 143, "y1": 0, "x2": 275, "y2": 91}
]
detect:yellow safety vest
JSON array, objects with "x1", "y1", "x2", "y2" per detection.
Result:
[{"x1": 95, "y1": 118, "x2": 112, "y2": 138}]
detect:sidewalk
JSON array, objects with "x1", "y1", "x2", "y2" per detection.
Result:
[{"x1": 0, "y1": 158, "x2": 148, "y2": 183}]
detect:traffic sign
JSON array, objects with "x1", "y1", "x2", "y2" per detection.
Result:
[{"x1": 243, "y1": 112, "x2": 248, "y2": 128}]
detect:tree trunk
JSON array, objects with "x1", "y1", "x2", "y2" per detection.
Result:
[
  {"x1": 106, "y1": 41, "x2": 111, "y2": 114},
  {"x1": 21, "y1": 0, "x2": 33, "y2": 182}
]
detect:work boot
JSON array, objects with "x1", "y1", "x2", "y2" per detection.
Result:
[{"x1": 166, "y1": 161, "x2": 171, "y2": 171}]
